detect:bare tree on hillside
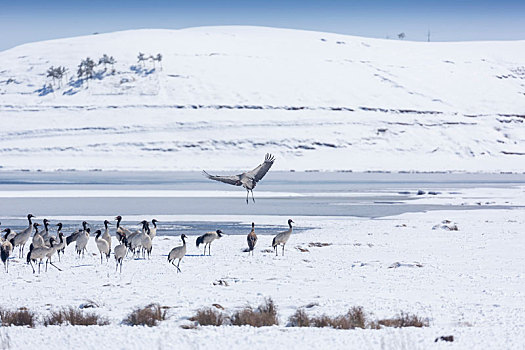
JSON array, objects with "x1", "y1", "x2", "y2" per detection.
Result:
[
  {"x1": 137, "y1": 52, "x2": 146, "y2": 67},
  {"x1": 155, "y1": 53, "x2": 162, "y2": 70},
  {"x1": 398, "y1": 32, "x2": 406, "y2": 40}
]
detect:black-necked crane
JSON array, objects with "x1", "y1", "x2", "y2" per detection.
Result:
[
  {"x1": 141, "y1": 222, "x2": 153, "y2": 259},
  {"x1": 129, "y1": 220, "x2": 148, "y2": 256},
  {"x1": 1, "y1": 231, "x2": 14, "y2": 273},
  {"x1": 272, "y1": 219, "x2": 294, "y2": 256},
  {"x1": 102, "y1": 219, "x2": 112, "y2": 253},
  {"x1": 95, "y1": 229, "x2": 110, "y2": 263},
  {"x1": 168, "y1": 234, "x2": 187, "y2": 272},
  {"x1": 247, "y1": 222, "x2": 257, "y2": 255},
  {"x1": 26, "y1": 237, "x2": 59, "y2": 273},
  {"x1": 44, "y1": 237, "x2": 62, "y2": 272},
  {"x1": 41, "y1": 219, "x2": 52, "y2": 245},
  {"x1": 31, "y1": 222, "x2": 44, "y2": 248},
  {"x1": 149, "y1": 219, "x2": 158, "y2": 240},
  {"x1": 203, "y1": 153, "x2": 275, "y2": 204},
  {"x1": 55, "y1": 223, "x2": 65, "y2": 261},
  {"x1": 76, "y1": 228, "x2": 90, "y2": 256},
  {"x1": 196, "y1": 230, "x2": 223, "y2": 256},
  {"x1": 115, "y1": 216, "x2": 131, "y2": 242},
  {"x1": 66, "y1": 221, "x2": 88, "y2": 246},
  {"x1": 13, "y1": 214, "x2": 35, "y2": 257},
  {"x1": 114, "y1": 237, "x2": 128, "y2": 273},
  {"x1": 4, "y1": 227, "x2": 16, "y2": 241},
  {"x1": 66, "y1": 221, "x2": 89, "y2": 257},
  {"x1": 2, "y1": 228, "x2": 16, "y2": 242}
]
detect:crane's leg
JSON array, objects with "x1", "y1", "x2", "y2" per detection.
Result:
[
  {"x1": 209, "y1": 243, "x2": 212, "y2": 256},
  {"x1": 282, "y1": 244, "x2": 285, "y2": 256},
  {"x1": 203, "y1": 245, "x2": 206, "y2": 256},
  {"x1": 275, "y1": 246, "x2": 278, "y2": 256},
  {"x1": 246, "y1": 190, "x2": 250, "y2": 204},
  {"x1": 176, "y1": 259, "x2": 182, "y2": 273},
  {"x1": 115, "y1": 261, "x2": 119, "y2": 272},
  {"x1": 49, "y1": 261, "x2": 62, "y2": 271},
  {"x1": 29, "y1": 261, "x2": 35, "y2": 274},
  {"x1": 251, "y1": 190, "x2": 255, "y2": 203},
  {"x1": 46, "y1": 259, "x2": 48, "y2": 272},
  {"x1": 120, "y1": 261, "x2": 123, "y2": 274}
]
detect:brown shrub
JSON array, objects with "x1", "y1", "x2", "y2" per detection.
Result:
[
  {"x1": 124, "y1": 303, "x2": 167, "y2": 327},
  {"x1": 0, "y1": 308, "x2": 35, "y2": 327},
  {"x1": 346, "y1": 306, "x2": 366, "y2": 328},
  {"x1": 288, "y1": 309, "x2": 310, "y2": 327},
  {"x1": 189, "y1": 307, "x2": 227, "y2": 326},
  {"x1": 43, "y1": 307, "x2": 109, "y2": 326},
  {"x1": 378, "y1": 312, "x2": 429, "y2": 328},
  {"x1": 231, "y1": 298, "x2": 278, "y2": 327},
  {"x1": 288, "y1": 307, "x2": 427, "y2": 330},
  {"x1": 296, "y1": 307, "x2": 366, "y2": 329}
]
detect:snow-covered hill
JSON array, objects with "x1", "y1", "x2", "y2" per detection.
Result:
[{"x1": 0, "y1": 26, "x2": 524, "y2": 172}]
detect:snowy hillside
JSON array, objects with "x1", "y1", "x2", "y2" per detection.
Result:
[{"x1": 0, "y1": 26, "x2": 524, "y2": 172}]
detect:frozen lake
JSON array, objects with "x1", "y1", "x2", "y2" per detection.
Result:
[{"x1": 0, "y1": 171, "x2": 523, "y2": 235}]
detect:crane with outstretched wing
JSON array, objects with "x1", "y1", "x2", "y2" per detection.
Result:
[{"x1": 203, "y1": 153, "x2": 276, "y2": 204}]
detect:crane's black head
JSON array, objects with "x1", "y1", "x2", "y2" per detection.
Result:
[
  {"x1": 3, "y1": 231, "x2": 8, "y2": 240},
  {"x1": 43, "y1": 218, "x2": 49, "y2": 225},
  {"x1": 115, "y1": 215, "x2": 122, "y2": 221},
  {"x1": 1, "y1": 228, "x2": 9, "y2": 233},
  {"x1": 82, "y1": 221, "x2": 88, "y2": 230},
  {"x1": 181, "y1": 234, "x2": 187, "y2": 240},
  {"x1": 85, "y1": 228, "x2": 91, "y2": 234},
  {"x1": 216, "y1": 230, "x2": 223, "y2": 237},
  {"x1": 151, "y1": 219, "x2": 158, "y2": 227},
  {"x1": 288, "y1": 219, "x2": 294, "y2": 226},
  {"x1": 251, "y1": 222, "x2": 255, "y2": 228},
  {"x1": 95, "y1": 230, "x2": 102, "y2": 238},
  {"x1": 104, "y1": 220, "x2": 111, "y2": 228},
  {"x1": 33, "y1": 222, "x2": 41, "y2": 229},
  {"x1": 27, "y1": 214, "x2": 35, "y2": 219},
  {"x1": 49, "y1": 237, "x2": 56, "y2": 246}
]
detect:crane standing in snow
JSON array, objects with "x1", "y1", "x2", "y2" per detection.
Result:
[{"x1": 203, "y1": 153, "x2": 275, "y2": 204}]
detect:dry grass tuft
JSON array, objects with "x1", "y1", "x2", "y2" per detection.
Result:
[
  {"x1": 124, "y1": 303, "x2": 167, "y2": 327},
  {"x1": 231, "y1": 298, "x2": 278, "y2": 327},
  {"x1": 288, "y1": 309, "x2": 311, "y2": 327},
  {"x1": 189, "y1": 307, "x2": 228, "y2": 326},
  {"x1": 304, "y1": 307, "x2": 367, "y2": 329},
  {"x1": 0, "y1": 308, "x2": 36, "y2": 327},
  {"x1": 288, "y1": 307, "x2": 427, "y2": 330},
  {"x1": 377, "y1": 312, "x2": 429, "y2": 328},
  {"x1": 43, "y1": 307, "x2": 109, "y2": 326}
]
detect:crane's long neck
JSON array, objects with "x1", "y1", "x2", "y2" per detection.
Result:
[
  {"x1": 28, "y1": 216, "x2": 33, "y2": 227},
  {"x1": 182, "y1": 236, "x2": 186, "y2": 245}
]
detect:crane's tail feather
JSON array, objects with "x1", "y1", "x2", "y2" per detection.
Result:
[{"x1": 196, "y1": 236, "x2": 204, "y2": 247}]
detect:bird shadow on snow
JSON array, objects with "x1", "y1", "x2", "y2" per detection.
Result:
[{"x1": 70, "y1": 264, "x2": 95, "y2": 268}]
